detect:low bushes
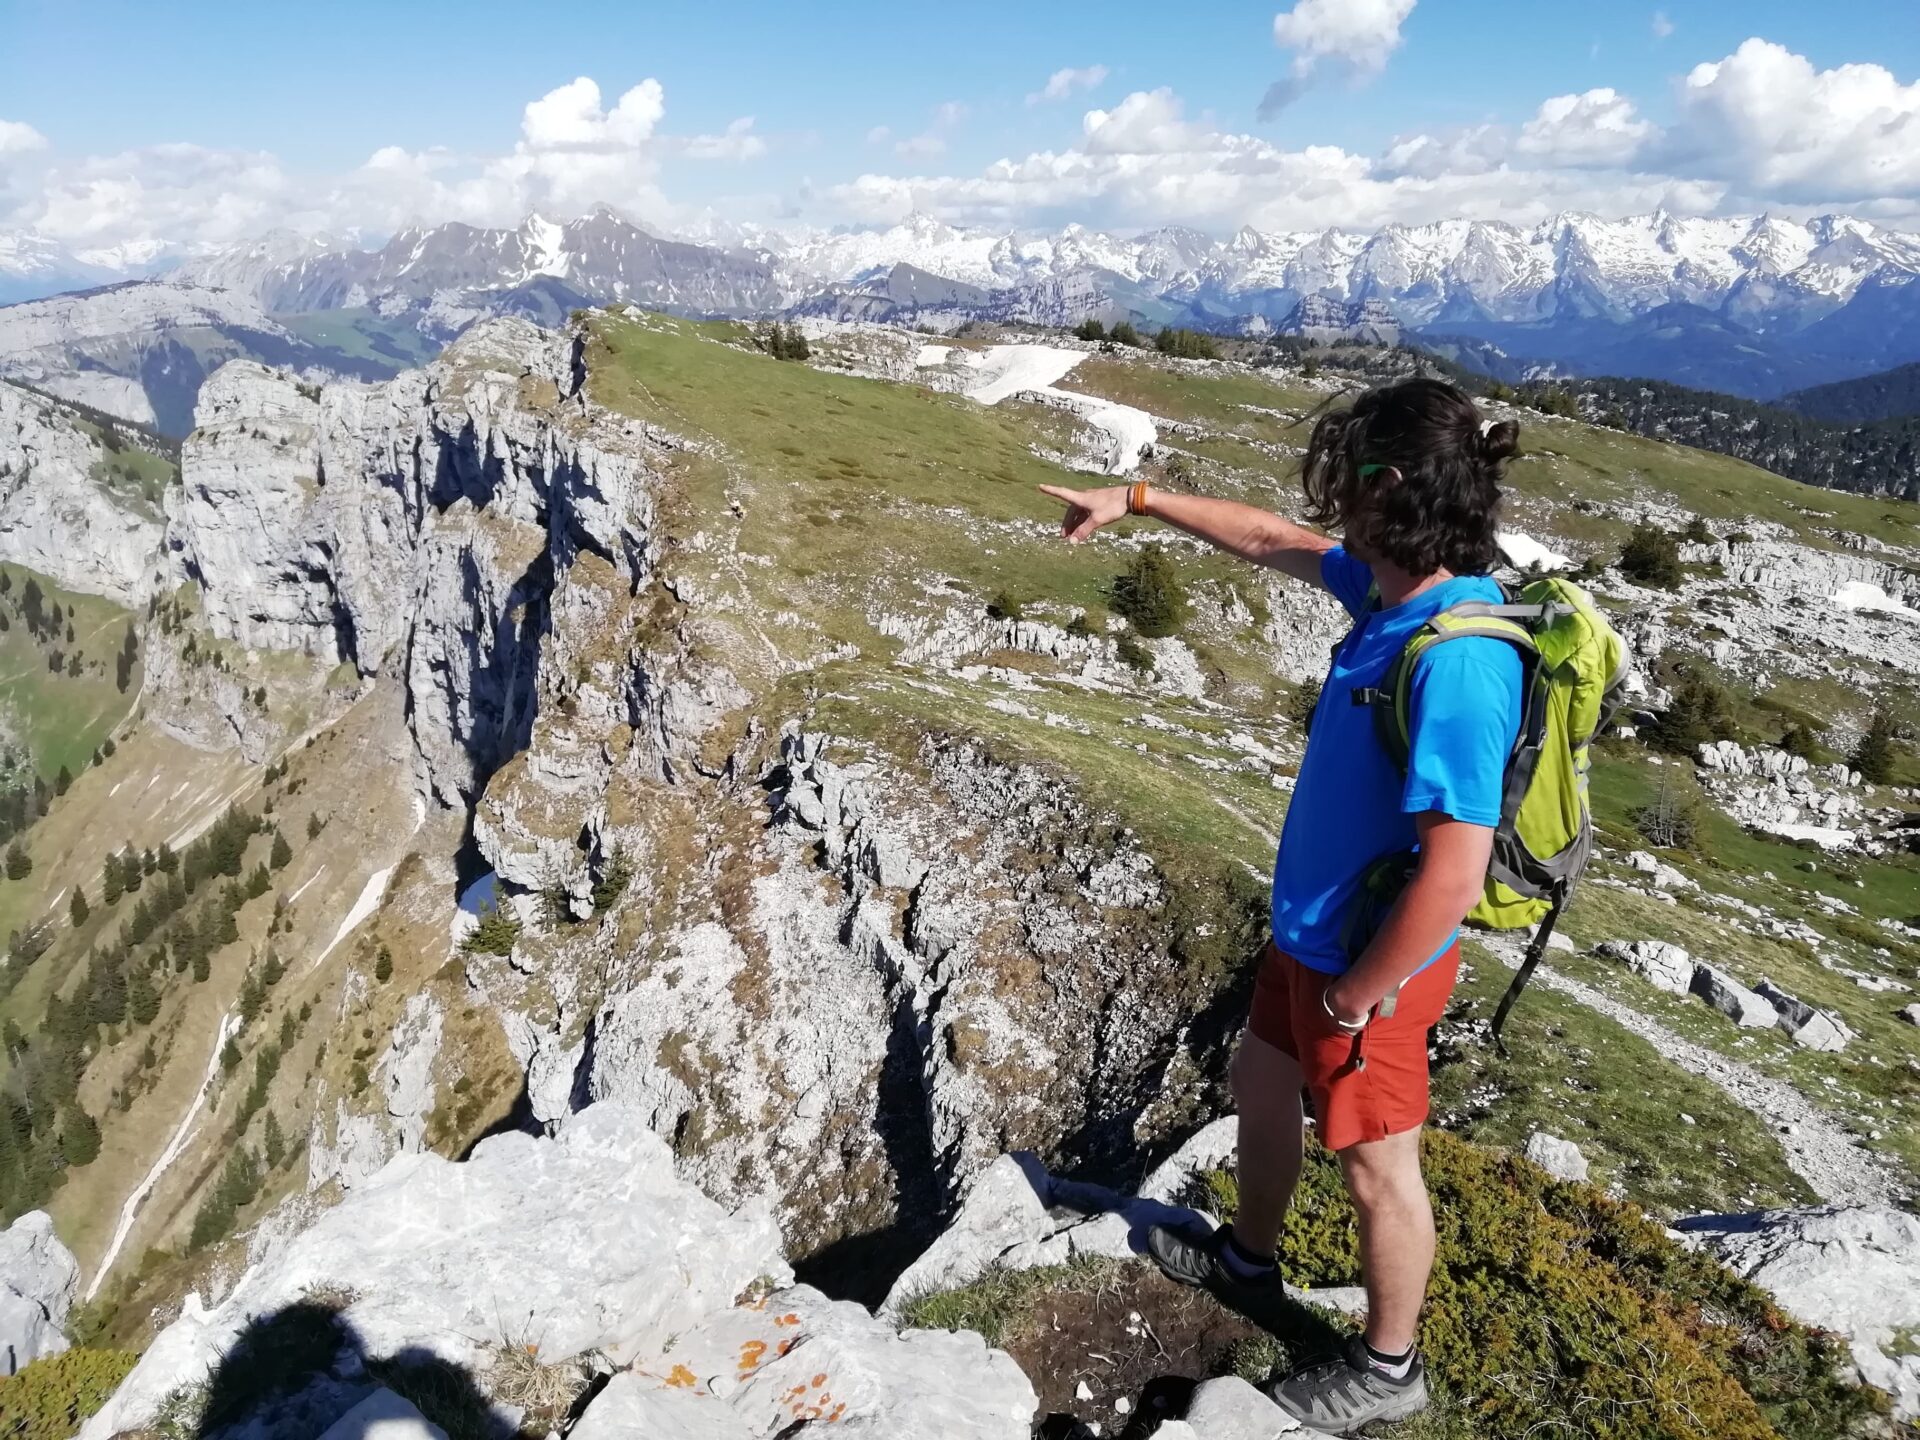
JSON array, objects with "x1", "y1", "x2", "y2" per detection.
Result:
[
  {"x1": 0, "y1": 1347, "x2": 139, "y2": 1439},
  {"x1": 1197, "y1": 1130, "x2": 1883, "y2": 1440}
]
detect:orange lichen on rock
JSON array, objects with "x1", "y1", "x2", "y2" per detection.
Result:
[
  {"x1": 737, "y1": 1339, "x2": 769, "y2": 1374},
  {"x1": 664, "y1": 1363, "x2": 698, "y2": 1389},
  {"x1": 774, "y1": 1312, "x2": 801, "y2": 1327}
]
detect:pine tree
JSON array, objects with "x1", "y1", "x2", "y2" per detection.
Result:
[
  {"x1": 246, "y1": 863, "x2": 272, "y2": 900},
  {"x1": 101, "y1": 853, "x2": 123, "y2": 906},
  {"x1": 155, "y1": 842, "x2": 177, "y2": 874},
  {"x1": 307, "y1": 811, "x2": 324, "y2": 841},
  {"x1": 69, "y1": 886, "x2": 89, "y2": 928},
  {"x1": 263, "y1": 1110, "x2": 287, "y2": 1169},
  {"x1": 374, "y1": 946, "x2": 393, "y2": 984},
  {"x1": 192, "y1": 947, "x2": 210, "y2": 984},
  {"x1": 58, "y1": 1106, "x2": 100, "y2": 1167},
  {"x1": 269, "y1": 829, "x2": 292, "y2": 870},
  {"x1": 1852, "y1": 709, "x2": 1898, "y2": 785},
  {"x1": 1110, "y1": 543, "x2": 1189, "y2": 639},
  {"x1": 127, "y1": 966, "x2": 159, "y2": 1026},
  {"x1": 53, "y1": 765, "x2": 71, "y2": 797},
  {"x1": 220, "y1": 1036, "x2": 242, "y2": 1073},
  {"x1": 5, "y1": 843, "x2": 30, "y2": 881}
]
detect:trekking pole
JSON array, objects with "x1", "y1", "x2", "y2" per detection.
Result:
[{"x1": 1487, "y1": 887, "x2": 1568, "y2": 1057}]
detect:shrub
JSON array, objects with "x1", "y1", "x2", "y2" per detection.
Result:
[
  {"x1": 1682, "y1": 514, "x2": 1717, "y2": 545},
  {"x1": 1110, "y1": 543, "x2": 1188, "y2": 638},
  {"x1": 1635, "y1": 778, "x2": 1701, "y2": 851},
  {"x1": 464, "y1": 897, "x2": 522, "y2": 957},
  {"x1": 1780, "y1": 724, "x2": 1828, "y2": 762},
  {"x1": 590, "y1": 844, "x2": 634, "y2": 912},
  {"x1": 1194, "y1": 1130, "x2": 1883, "y2": 1440},
  {"x1": 985, "y1": 590, "x2": 1025, "y2": 623},
  {"x1": 1114, "y1": 633, "x2": 1153, "y2": 674},
  {"x1": 1073, "y1": 317, "x2": 1106, "y2": 341},
  {"x1": 1109, "y1": 321, "x2": 1141, "y2": 347},
  {"x1": 1618, "y1": 524, "x2": 1684, "y2": 588},
  {"x1": 1644, "y1": 671, "x2": 1736, "y2": 755},
  {"x1": 374, "y1": 946, "x2": 393, "y2": 984},
  {"x1": 1286, "y1": 677, "x2": 1322, "y2": 732},
  {"x1": 0, "y1": 1348, "x2": 139, "y2": 1438}
]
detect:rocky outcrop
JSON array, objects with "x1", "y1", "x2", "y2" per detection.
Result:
[
  {"x1": 573, "y1": 725, "x2": 1231, "y2": 1257},
  {"x1": 1596, "y1": 939, "x2": 1695, "y2": 995},
  {"x1": 0, "y1": 1211, "x2": 79, "y2": 1376},
  {"x1": 158, "y1": 318, "x2": 661, "y2": 805},
  {"x1": 0, "y1": 379, "x2": 164, "y2": 605},
  {"x1": 1677, "y1": 1205, "x2": 1920, "y2": 1420},
  {"x1": 1691, "y1": 963, "x2": 1777, "y2": 1028},
  {"x1": 81, "y1": 1102, "x2": 1034, "y2": 1439},
  {"x1": 1756, "y1": 979, "x2": 1856, "y2": 1052}
]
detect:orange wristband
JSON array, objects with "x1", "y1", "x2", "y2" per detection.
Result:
[{"x1": 1128, "y1": 480, "x2": 1150, "y2": 516}]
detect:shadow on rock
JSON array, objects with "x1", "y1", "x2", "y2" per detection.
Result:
[{"x1": 186, "y1": 1299, "x2": 510, "y2": 1440}]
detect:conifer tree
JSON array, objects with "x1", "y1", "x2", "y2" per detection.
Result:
[
  {"x1": 54, "y1": 765, "x2": 71, "y2": 797},
  {"x1": 5, "y1": 843, "x2": 30, "y2": 881},
  {"x1": 128, "y1": 966, "x2": 159, "y2": 1026},
  {"x1": 69, "y1": 886, "x2": 89, "y2": 928},
  {"x1": 101, "y1": 853, "x2": 123, "y2": 906},
  {"x1": 269, "y1": 830, "x2": 292, "y2": 870},
  {"x1": 1852, "y1": 709, "x2": 1897, "y2": 785},
  {"x1": 263, "y1": 1110, "x2": 287, "y2": 1169},
  {"x1": 58, "y1": 1106, "x2": 100, "y2": 1168}
]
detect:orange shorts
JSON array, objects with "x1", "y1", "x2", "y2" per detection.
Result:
[{"x1": 1247, "y1": 940, "x2": 1461, "y2": 1152}]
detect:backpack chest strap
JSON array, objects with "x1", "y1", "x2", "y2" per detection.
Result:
[{"x1": 1351, "y1": 609, "x2": 1541, "y2": 770}]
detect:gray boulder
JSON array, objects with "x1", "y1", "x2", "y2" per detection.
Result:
[
  {"x1": 881, "y1": 1153, "x2": 1056, "y2": 1319},
  {"x1": 1690, "y1": 964, "x2": 1776, "y2": 1028},
  {"x1": 1523, "y1": 1132, "x2": 1590, "y2": 1183},
  {"x1": 1595, "y1": 940, "x2": 1693, "y2": 995},
  {"x1": 1896, "y1": 1003, "x2": 1919, "y2": 1027},
  {"x1": 1183, "y1": 1375, "x2": 1301, "y2": 1435},
  {"x1": 0, "y1": 1210, "x2": 79, "y2": 1376},
  {"x1": 1755, "y1": 979, "x2": 1855, "y2": 1051},
  {"x1": 1677, "y1": 1206, "x2": 1920, "y2": 1419},
  {"x1": 573, "y1": 1283, "x2": 1034, "y2": 1438}
]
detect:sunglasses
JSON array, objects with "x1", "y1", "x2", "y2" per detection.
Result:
[{"x1": 1358, "y1": 463, "x2": 1392, "y2": 478}]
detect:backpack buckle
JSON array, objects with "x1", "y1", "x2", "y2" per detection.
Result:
[{"x1": 1350, "y1": 687, "x2": 1387, "y2": 708}]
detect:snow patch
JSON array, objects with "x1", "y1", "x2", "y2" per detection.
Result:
[
  {"x1": 954, "y1": 344, "x2": 1158, "y2": 475},
  {"x1": 1499, "y1": 530, "x2": 1572, "y2": 573},
  {"x1": 914, "y1": 344, "x2": 954, "y2": 368},
  {"x1": 1831, "y1": 581, "x2": 1919, "y2": 620},
  {"x1": 307, "y1": 865, "x2": 396, "y2": 974},
  {"x1": 87, "y1": 1010, "x2": 239, "y2": 1300}
]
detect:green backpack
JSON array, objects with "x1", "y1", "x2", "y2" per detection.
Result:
[{"x1": 1349, "y1": 575, "x2": 1629, "y2": 1048}]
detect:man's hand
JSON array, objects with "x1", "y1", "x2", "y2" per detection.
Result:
[{"x1": 1039, "y1": 483, "x2": 1129, "y2": 543}]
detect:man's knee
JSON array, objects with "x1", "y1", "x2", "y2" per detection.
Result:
[
  {"x1": 1339, "y1": 1128, "x2": 1425, "y2": 1215},
  {"x1": 1231, "y1": 1029, "x2": 1304, "y2": 1118}
]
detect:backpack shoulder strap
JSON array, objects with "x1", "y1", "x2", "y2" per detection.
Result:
[{"x1": 1355, "y1": 602, "x2": 1541, "y2": 771}]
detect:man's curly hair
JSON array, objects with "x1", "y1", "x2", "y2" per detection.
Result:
[{"x1": 1300, "y1": 377, "x2": 1518, "y2": 577}]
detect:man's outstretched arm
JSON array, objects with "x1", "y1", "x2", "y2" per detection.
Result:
[{"x1": 1038, "y1": 482, "x2": 1336, "y2": 590}]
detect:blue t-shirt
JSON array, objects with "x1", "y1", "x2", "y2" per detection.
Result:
[{"x1": 1272, "y1": 547, "x2": 1522, "y2": 976}]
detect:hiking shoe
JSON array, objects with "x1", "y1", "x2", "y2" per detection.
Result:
[
  {"x1": 1269, "y1": 1335, "x2": 1428, "y2": 1434},
  {"x1": 1146, "y1": 1221, "x2": 1281, "y2": 1298}
]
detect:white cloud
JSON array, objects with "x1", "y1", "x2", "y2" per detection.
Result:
[
  {"x1": 1652, "y1": 11, "x2": 1675, "y2": 39},
  {"x1": 0, "y1": 120, "x2": 48, "y2": 156},
  {"x1": 1669, "y1": 38, "x2": 1920, "y2": 202},
  {"x1": 679, "y1": 116, "x2": 767, "y2": 163},
  {"x1": 1273, "y1": 0, "x2": 1417, "y2": 73},
  {"x1": 888, "y1": 101, "x2": 968, "y2": 161},
  {"x1": 1264, "y1": 0, "x2": 1417, "y2": 115},
  {"x1": 1517, "y1": 88, "x2": 1656, "y2": 168},
  {"x1": 893, "y1": 133, "x2": 947, "y2": 158},
  {"x1": 865, "y1": 125, "x2": 892, "y2": 146},
  {"x1": 1027, "y1": 65, "x2": 1109, "y2": 105}
]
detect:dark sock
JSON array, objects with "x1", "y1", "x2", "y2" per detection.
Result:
[
  {"x1": 1219, "y1": 1227, "x2": 1276, "y2": 1278},
  {"x1": 1364, "y1": 1340, "x2": 1416, "y2": 1380}
]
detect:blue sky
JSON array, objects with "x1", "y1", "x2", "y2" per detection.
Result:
[{"x1": 2, "y1": 0, "x2": 1918, "y2": 250}]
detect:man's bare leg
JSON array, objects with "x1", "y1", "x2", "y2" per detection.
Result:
[
  {"x1": 1227, "y1": 1029, "x2": 1306, "y2": 1258},
  {"x1": 1338, "y1": 1127, "x2": 1434, "y2": 1353}
]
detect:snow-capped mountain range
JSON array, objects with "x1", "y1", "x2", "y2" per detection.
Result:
[{"x1": 6, "y1": 206, "x2": 1920, "y2": 417}]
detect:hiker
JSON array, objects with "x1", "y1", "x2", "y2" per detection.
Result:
[{"x1": 1040, "y1": 378, "x2": 1524, "y2": 1432}]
